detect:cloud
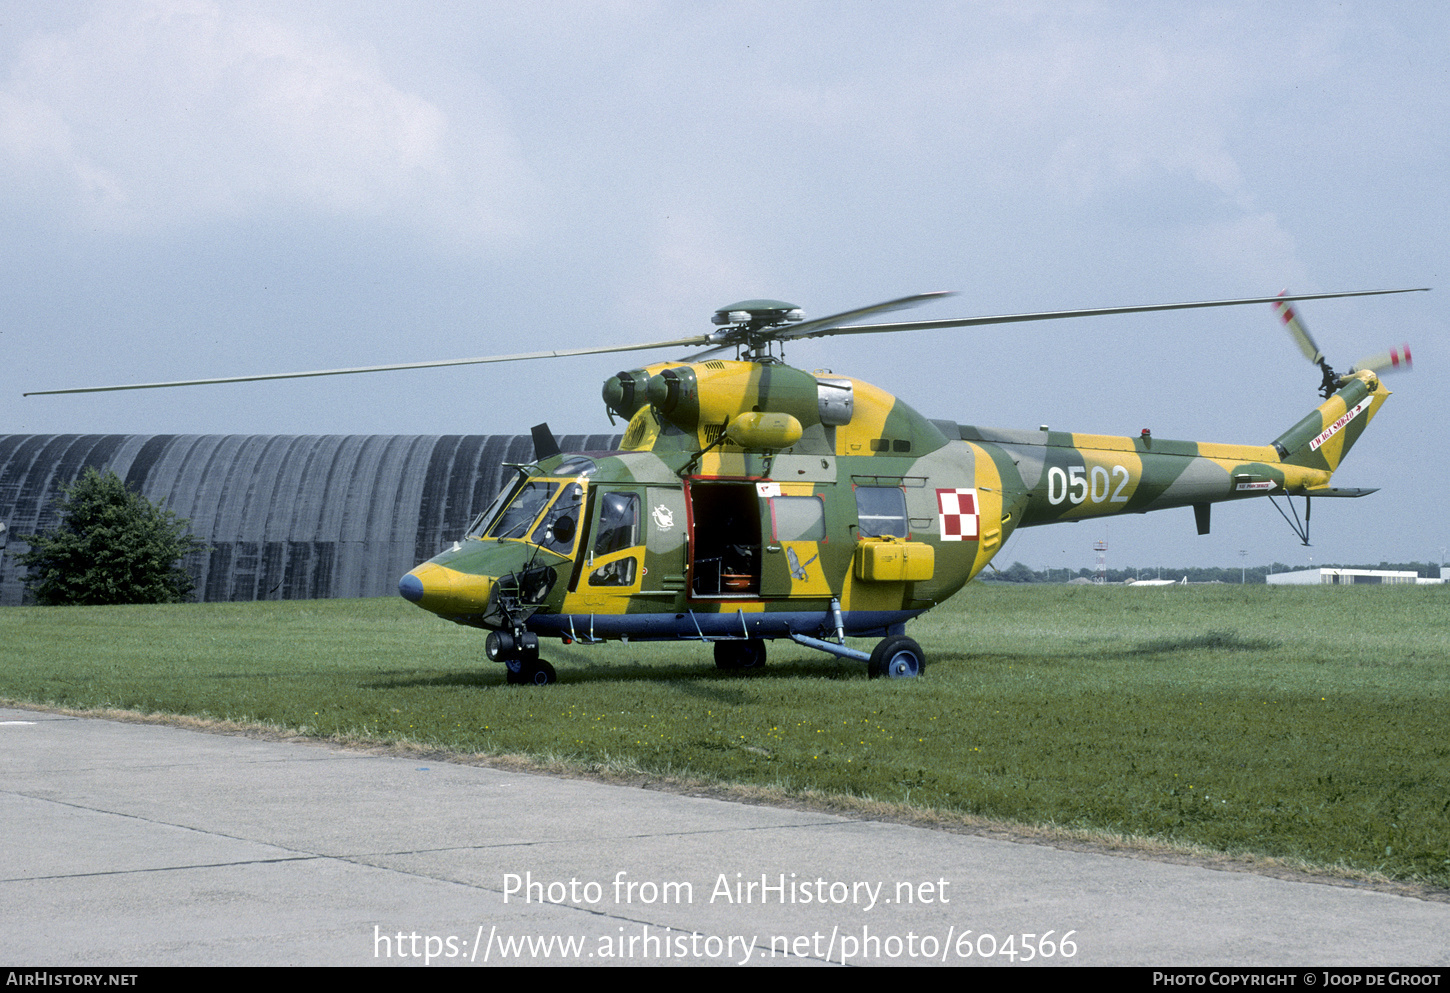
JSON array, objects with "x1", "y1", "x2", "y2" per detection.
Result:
[
  {"x1": 735, "y1": 5, "x2": 1334, "y2": 291},
  {"x1": 0, "y1": 0, "x2": 534, "y2": 238},
  {"x1": 763, "y1": 16, "x2": 1260, "y2": 207},
  {"x1": 1179, "y1": 212, "x2": 1309, "y2": 289},
  {"x1": 618, "y1": 208, "x2": 772, "y2": 337}
]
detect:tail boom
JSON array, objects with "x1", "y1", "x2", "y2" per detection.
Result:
[{"x1": 953, "y1": 373, "x2": 1388, "y2": 531}]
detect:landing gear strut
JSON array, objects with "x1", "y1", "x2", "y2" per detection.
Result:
[
  {"x1": 489, "y1": 628, "x2": 557, "y2": 685},
  {"x1": 788, "y1": 602, "x2": 928, "y2": 680}
]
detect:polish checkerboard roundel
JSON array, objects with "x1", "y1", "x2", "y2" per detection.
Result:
[{"x1": 936, "y1": 488, "x2": 979, "y2": 541}]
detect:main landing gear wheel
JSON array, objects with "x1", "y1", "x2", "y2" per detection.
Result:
[
  {"x1": 505, "y1": 658, "x2": 557, "y2": 686},
  {"x1": 868, "y1": 635, "x2": 925, "y2": 679},
  {"x1": 714, "y1": 639, "x2": 767, "y2": 670}
]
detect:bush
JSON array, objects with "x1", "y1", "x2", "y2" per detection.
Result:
[{"x1": 17, "y1": 468, "x2": 206, "y2": 605}]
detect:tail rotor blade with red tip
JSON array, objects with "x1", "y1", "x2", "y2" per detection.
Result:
[
  {"x1": 1350, "y1": 345, "x2": 1412, "y2": 375},
  {"x1": 1274, "y1": 292, "x2": 1326, "y2": 365}
]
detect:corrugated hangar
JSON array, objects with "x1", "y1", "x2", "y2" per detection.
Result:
[
  {"x1": 1266, "y1": 567, "x2": 1429, "y2": 586},
  {"x1": 0, "y1": 432, "x2": 620, "y2": 606}
]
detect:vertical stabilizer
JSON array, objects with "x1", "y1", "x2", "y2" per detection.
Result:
[{"x1": 1273, "y1": 372, "x2": 1389, "y2": 472}]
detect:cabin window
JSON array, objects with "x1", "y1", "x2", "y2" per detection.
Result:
[
  {"x1": 769, "y1": 495, "x2": 826, "y2": 542},
  {"x1": 855, "y1": 486, "x2": 908, "y2": 538}
]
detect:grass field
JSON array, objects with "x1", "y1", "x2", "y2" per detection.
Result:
[{"x1": 2, "y1": 584, "x2": 1447, "y2": 888}]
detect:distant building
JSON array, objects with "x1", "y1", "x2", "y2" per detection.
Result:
[
  {"x1": 0, "y1": 433, "x2": 620, "y2": 605},
  {"x1": 1267, "y1": 568, "x2": 1421, "y2": 586}
]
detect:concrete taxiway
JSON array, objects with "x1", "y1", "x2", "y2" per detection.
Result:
[{"x1": 2, "y1": 705, "x2": 1447, "y2": 967}]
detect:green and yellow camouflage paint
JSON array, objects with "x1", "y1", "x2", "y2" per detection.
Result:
[
  {"x1": 399, "y1": 358, "x2": 1390, "y2": 679},
  {"x1": 20, "y1": 285, "x2": 1417, "y2": 682}
]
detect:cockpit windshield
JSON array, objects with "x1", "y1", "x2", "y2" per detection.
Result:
[
  {"x1": 466, "y1": 477, "x2": 585, "y2": 554},
  {"x1": 466, "y1": 476, "x2": 526, "y2": 539},
  {"x1": 469, "y1": 479, "x2": 553, "y2": 540}
]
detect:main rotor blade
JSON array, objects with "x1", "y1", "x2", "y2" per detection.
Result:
[
  {"x1": 776, "y1": 291, "x2": 955, "y2": 340},
  {"x1": 679, "y1": 341, "x2": 738, "y2": 363},
  {"x1": 794, "y1": 288, "x2": 1430, "y2": 340},
  {"x1": 23, "y1": 286, "x2": 1430, "y2": 397},
  {"x1": 24, "y1": 335, "x2": 714, "y2": 396}
]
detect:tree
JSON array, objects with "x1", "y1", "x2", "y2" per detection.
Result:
[
  {"x1": 17, "y1": 468, "x2": 205, "y2": 606},
  {"x1": 997, "y1": 561, "x2": 1040, "y2": 583}
]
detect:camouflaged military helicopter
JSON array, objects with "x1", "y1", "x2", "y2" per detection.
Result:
[{"x1": 29, "y1": 287, "x2": 1423, "y2": 684}]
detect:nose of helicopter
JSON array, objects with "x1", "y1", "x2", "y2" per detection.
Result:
[
  {"x1": 397, "y1": 561, "x2": 494, "y2": 617},
  {"x1": 398, "y1": 572, "x2": 425, "y2": 602}
]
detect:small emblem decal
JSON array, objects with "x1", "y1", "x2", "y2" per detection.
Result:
[
  {"x1": 936, "y1": 488, "x2": 979, "y2": 541},
  {"x1": 652, "y1": 505, "x2": 674, "y2": 531},
  {"x1": 786, "y1": 546, "x2": 819, "y2": 580}
]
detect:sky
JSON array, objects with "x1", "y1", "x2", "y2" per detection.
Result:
[{"x1": 2, "y1": 1, "x2": 1444, "y2": 573}]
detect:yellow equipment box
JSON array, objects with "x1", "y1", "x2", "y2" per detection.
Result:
[{"x1": 854, "y1": 539, "x2": 935, "y2": 582}]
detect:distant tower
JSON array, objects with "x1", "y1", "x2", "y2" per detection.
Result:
[{"x1": 1094, "y1": 539, "x2": 1108, "y2": 584}]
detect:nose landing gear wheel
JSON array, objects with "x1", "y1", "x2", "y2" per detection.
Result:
[
  {"x1": 505, "y1": 658, "x2": 557, "y2": 685},
  {"x1": 868, "y1": 635, "x2": 925, "y2": 679},
  {"x1": 714, "y1": 639, "x2": 767, "y2": 670}
]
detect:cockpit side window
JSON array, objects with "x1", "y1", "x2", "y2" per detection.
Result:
[
  {"x1": 530, "y1": 482, "x2": 585, "y2": 554},
  {"x1": 593, "y1": 492, "x2": 640, "y2": 556},
  {"x1": 587, "y1": 491, "x2": 641, "y2": 587}
]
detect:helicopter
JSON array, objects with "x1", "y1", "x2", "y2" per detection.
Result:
[{"x1": 27, "y1": 286, "x2": 1424, "y2": 684}]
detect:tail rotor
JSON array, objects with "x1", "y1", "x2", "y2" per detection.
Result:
[{"x1": 1275, "y1": 291, "x2": 1412, "y2": 398}]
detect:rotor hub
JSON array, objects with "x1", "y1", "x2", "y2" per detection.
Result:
[
  {"x1": 710, "y1": 300, "x2": 804, "y2": 330},
  {"x1": 706, "y1": 300, "x2": 805, "y2": 359}
]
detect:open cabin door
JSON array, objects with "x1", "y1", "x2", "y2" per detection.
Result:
[
  {"x1": 685, "y1": 479, "x2": 832, "y2": 599},
  {"x1": 686, "y1": 481, "x2": 760, "y2": 596}
]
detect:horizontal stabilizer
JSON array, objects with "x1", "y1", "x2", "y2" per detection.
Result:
[{"x1": 1304, "y1": 487, "x2": 1379, "y2": 498}]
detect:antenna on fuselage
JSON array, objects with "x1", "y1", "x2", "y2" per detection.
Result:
[{"x1": 531, "y1": 423, "x2": 561, "y2": 461}]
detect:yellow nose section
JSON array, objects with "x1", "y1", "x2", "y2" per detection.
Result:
[{"x1": 398, "y1": 561, "x2": 494, "y2": 617}]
